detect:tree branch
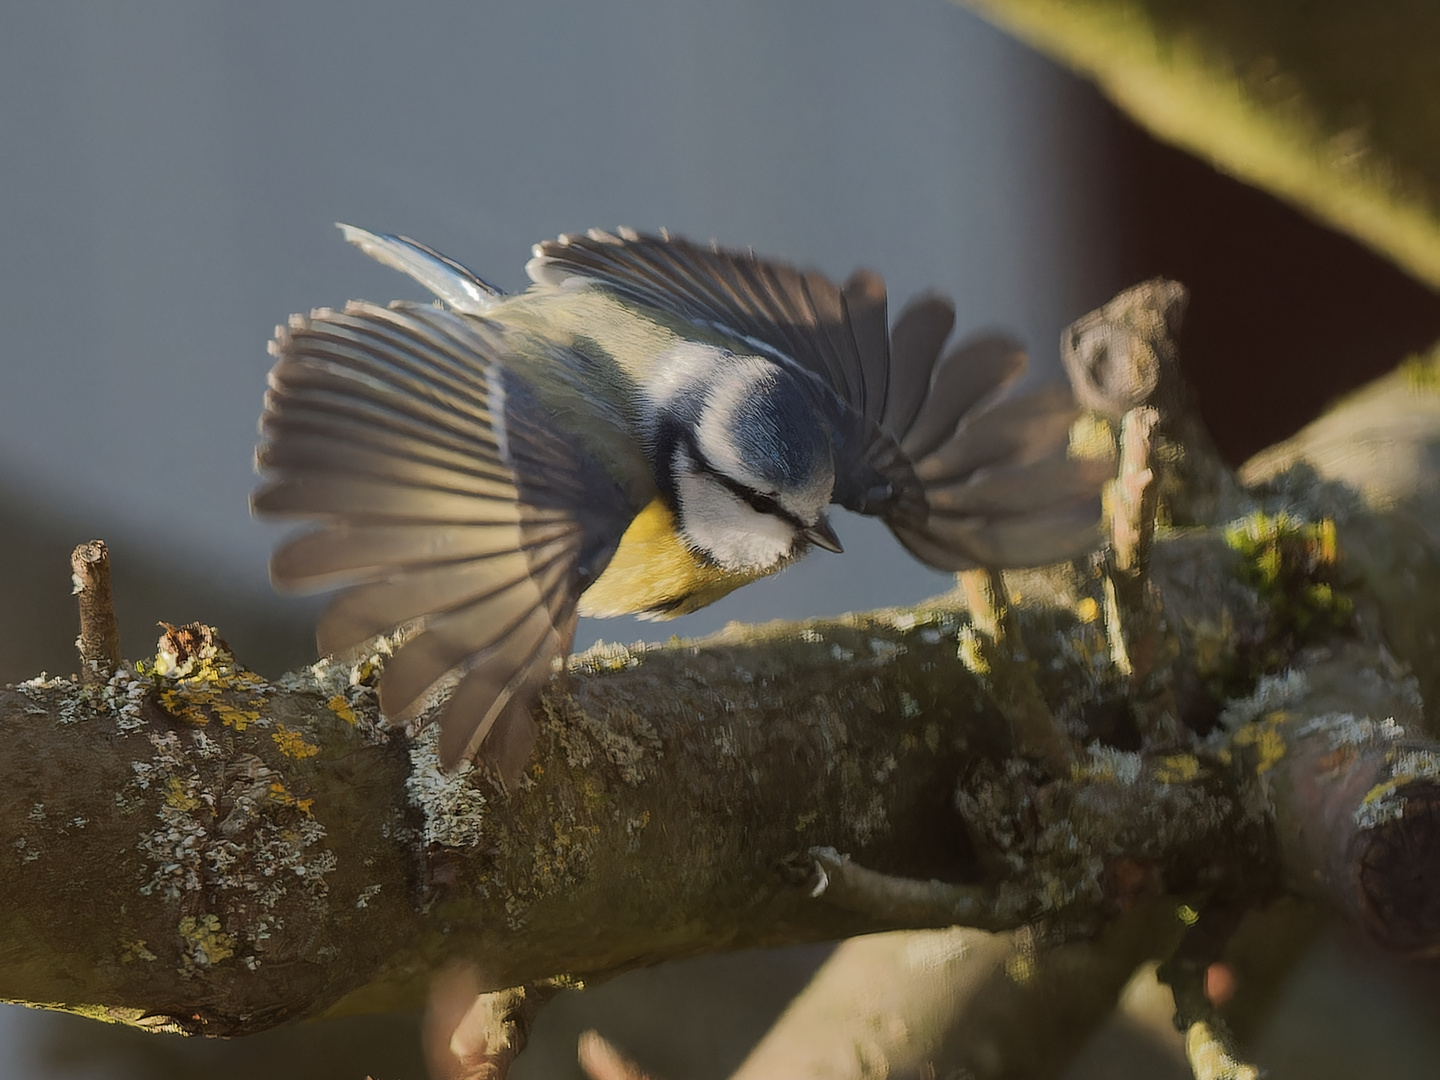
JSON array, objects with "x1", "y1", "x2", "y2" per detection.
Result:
[
  {"x1": 8, "y1": 507, "x2": 1440, "y2": 1039},
  {"x1": 2, "y1": 603, "x2": 1005, "y2": 1033},
  {"x1": 8, "y1": 287, "x2": 1440, "y2": 1080}
]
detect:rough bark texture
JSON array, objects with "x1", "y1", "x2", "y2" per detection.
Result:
[
  {"x1": 69, "y1": 540, "x2": 120, "y2": 687},
  {"x1": 1, "y1": 607, "x2": 1006, "y2": 1033},
  {"x1": 7, "y1": 485, "x2": 1440, "y2": 1038},
  {"x1": 8, "y1": 287, "x2": 1440, "y2": 1080}
]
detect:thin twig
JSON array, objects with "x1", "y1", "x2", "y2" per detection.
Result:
[
  {"x1": 70, "y1": 539, "x2": 119, "y2": 686},
  {"x1": 957, "y1": 567, "x2": 1077, "y2": 774},
  {"x1": 1103, "y1": 407, "x2": 1184, "y2": 742},
  {"x1": 797, "y1": 846, "x2": 1010, "y2": 930},
  {"x1": 1111, "y1": 406, "x2": 1162, "y2": 578}
]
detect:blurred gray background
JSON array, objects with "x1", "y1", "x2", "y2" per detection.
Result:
[
  {"x1": 0, "y1": 2, "x2": 1117, "y2": 1075},
  {"x1": 0, "y1": 0, "x2": 1117, "y2": 672}
]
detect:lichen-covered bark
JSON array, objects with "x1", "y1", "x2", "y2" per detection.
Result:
[
  {"x1": 0, "y1": 646, "x2": 418, "y2": 1034},
  {"x1": 1226, "y1": 641, "x2": 1440, "y2": 955},
  {"x1": 421, "y1": 613, "x2": 1008, "y2": 988},
  {"x1": 8, "y1": 491, "x2": 1440, "y2": 1038},
  {"x1": 1, "y1": 606, "x2": 1011, "y2": 1033}
]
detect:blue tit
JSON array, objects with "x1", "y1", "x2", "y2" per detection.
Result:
[{"x1": 253, "y1": 225, "x2": 1107, "y2": 778}]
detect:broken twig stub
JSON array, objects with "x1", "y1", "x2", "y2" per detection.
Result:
[{"x1": 71, "y1": 539, "x2": 120, "y2": 686}]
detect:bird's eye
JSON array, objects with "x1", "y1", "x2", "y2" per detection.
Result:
[{"x1": 749, "y1": 492, "x2": 782, "y2": 515}]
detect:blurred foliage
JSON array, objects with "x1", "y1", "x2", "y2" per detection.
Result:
[
  {"x1": 958, "y1": 0, "x2": 1440, "y2": 291},
  {"x1": 1223, "y1": 512, "x2": 1352, "y2": 642}
]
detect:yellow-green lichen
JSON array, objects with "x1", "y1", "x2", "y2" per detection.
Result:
[
  {"x1": 268, "y1": 780, "x2": 315, "y2": 814},
  {"x1": 135, "y1": 730, "x2": 332, "y2": 912},
  {"x1": 1223, "y1": 512, "x2": 1353, "y2": 640},
  {"x1": 272, "y1": 724, "x2": 321, "y2": 759},
  {"x1": 326, "y1": 695, "x2": 359, "y2": 725},
  {"x1": 1355, "y1": 747, "x2": 1440, "y2": 829},
  {"x1": 1154, "y1": 754, "x2": 1201, "y2": 785},
  {"x1": 1004, "y1": 928, "x2": 1038, "y2": 985},
  {"x1": 163, "y1": 776, "x2": 201, "y2": 812},
  {"x1": 177, "y1": 914, "x2": 235, "y2": 970},
  {"x1": 1232, "y1": 715, "x2": 1290, "y2": 776},
  {"x1": 956, "y1": 625, "x2": 989, "y2": 676},
  {"x1": 145, "y1": 632, "x2": 271, "y2": 732}
]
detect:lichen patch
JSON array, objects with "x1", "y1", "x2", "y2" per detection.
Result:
[
  {"x1": 1219, "y1": 669, "x2": 1310, "y2": 729},
  {"x1": 272, "y1": 724, "x2": 321, "y2": 760},
  {"x1": 177, "y1": 914, "x2": 235, "y2": 972},
  {"x1": 1355, "y1": 747, "x2": 1440, "y2": 829},
  {"x1": 127, "y1": 716, "x2": 335, "y2": 975},
  {"x1": 568, "y1": 640, "x2": 649, "y2": 674},
  {"x1": 141, "y1": 629, "x2": 273, "y2": 733},
  {"x1": 405, "y1": 724, "x2": 488, "y2": 848}
]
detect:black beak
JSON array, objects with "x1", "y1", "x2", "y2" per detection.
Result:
[{"x1": 802, "y1": 514, "x2": 844, "y2": 554}]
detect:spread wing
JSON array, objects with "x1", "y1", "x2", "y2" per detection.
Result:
[
  {"x1": 528, "y1": 229, "x2": 1105, "y2": 571},
  {"x1": 529, "y1": 227, "x2": 888, "y2": 425},
  {"x1": 254, "y1": 300, "x2": 633, "y2": 779}
]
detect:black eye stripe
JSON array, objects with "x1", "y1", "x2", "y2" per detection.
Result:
[{"x1": 678, "y1": 430, "x2": 805, "y2": 529}]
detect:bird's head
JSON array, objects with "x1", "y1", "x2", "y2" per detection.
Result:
[{"x1": 664, "y1": 356, "x2": 842, "y2": 572}]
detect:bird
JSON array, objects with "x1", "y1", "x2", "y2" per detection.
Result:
[{"x1": 253, "y1": 225, "x2": 1108, "y2": 780}]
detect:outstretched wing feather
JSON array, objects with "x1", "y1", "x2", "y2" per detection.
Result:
[
  {"x1": 338, "y1": 223, "x2": 502, "y2": 315},
  {"x1": 373, "y1": 539, "x2": 574, "y2": 721},
  {"x1": 842, "y1": 270, "x2": 890, "y2": 425},
  {"x1": 254, "y1": 300, "x2": 631, "y2": 777},
  {"x1": 528, "y1": 228, "x2": 1104, "y2": 573},
  {"x1": 317, "y1": 538, "x2": 572, "y2": 657},
  {"x1": 529, "y1": 230, "x2": 876, "y2": 421},
  {"x1": 899, "y1": 334, "x2": 1029, "y2": 461},
  {"x1": 912, "y1": 383, "x2": 1081, "y2": 485},
  {"x1": 269, "y1": 522, "x2": 539, "y2": 588},
  {"x1": 437, "y1": 603, "x2": 577, "y2": 772},
  {"x1": 883, "y1": 294, "x2": 955, "y2": 436},
  {"x1": 923, "y1": 455, "x2": 1114, "y2": 518}
]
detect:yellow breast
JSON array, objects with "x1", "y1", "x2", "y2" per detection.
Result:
[{"x1": 578, "y1": 499, "x2": 775, "y2": 619}]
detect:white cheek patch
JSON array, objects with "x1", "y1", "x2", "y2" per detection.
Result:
[{"x1": 674, "y1": 469, "x2": 796, "y2": 572}]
